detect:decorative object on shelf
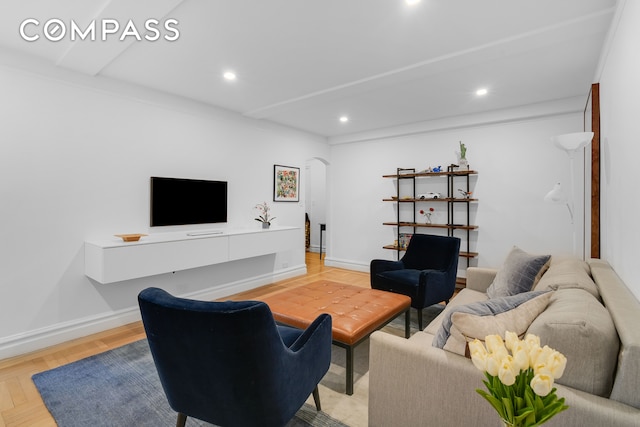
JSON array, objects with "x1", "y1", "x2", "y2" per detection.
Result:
[
  {"x1": 459, "y1": 140, "x2": 467, "y2": 158},
  {"x1": 114, "y1": 233, "x2": 147, "y2": 242},
  {"x1": 419, "y1": 208, "x2": 434, "y2": 224},
  {"x1": 456, "y1": 141, "x2": 469, "y2": 170},
  {"x1": 418, "y1": 166, "x2": 443, "y2": 173},
  {"x1": 273, "y1": 164, "x2": 300, "y2": 202},
  {"x1": 458, "y1": 189, "x2": 473, "y2": 199},
  {"x1": 470, "y1": 332, "x2": 569, "y2": 427},
  {"x1": 254, "y1": 201, "x2": 276, "y2": 229},
  {"x1": 418, "y1": 192, "x2": 442, "y2": 199},
  {"x1": 399, "y1": 233, "x2": 413, "y2": 249}
]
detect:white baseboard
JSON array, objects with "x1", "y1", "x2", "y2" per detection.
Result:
[
  {"x1": 0, "y1": 308, "x2": 143, "y2": 361},
  {"x1": 307, "y1": 245, "x2": 325, "y2": 254},
  {"x1": 0, "y1": 264, "x2": 306, "y2": 360},
  {"x1": 181, "y1": 264, "x2": 307, "y2": 302},
  {"x1": 323, "y1": 257, "x2": 369, "y2": 273}
]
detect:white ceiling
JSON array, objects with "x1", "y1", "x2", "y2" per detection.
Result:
[{"x1": 0, "y1": 0, "x2": 616, "y2": 141}]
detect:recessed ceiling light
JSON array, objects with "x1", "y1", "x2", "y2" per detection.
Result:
[
  {"x1": 476, "y1": 88, "x2": 488, "y2": 96},
  {"x1": 339, "y1": 116, "x2": 349, "y2": 123},
  {"x1": 223, "y1": 71, "x2": 237, "y2": 81},
  {"x1": 405, "y1": 0, "x2": 421, "y2": 5}
]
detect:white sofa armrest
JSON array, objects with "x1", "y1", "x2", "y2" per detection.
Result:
[{"x1": 466, "y1": 267, "x2": 497, "y2": 293}]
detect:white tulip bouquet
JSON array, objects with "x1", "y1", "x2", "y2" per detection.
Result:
[{"x1": 469, "y1": 332, "x2": 569, "y2": 427}]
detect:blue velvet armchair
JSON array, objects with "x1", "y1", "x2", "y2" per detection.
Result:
[
  {"x1": 370, "y1": 234, "x2": 460, "y2": 330},
  {"x1": 138, "y1": 287, "x2": 332, "y2": 427}
]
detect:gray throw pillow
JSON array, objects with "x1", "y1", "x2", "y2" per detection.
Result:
[{"x1": 486, "y1": 246, "x2": 551, "y2": 299}]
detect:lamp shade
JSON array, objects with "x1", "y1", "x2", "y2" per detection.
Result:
[
  {"x1": 544, "y1": 183, "x2": 567, "y2": 204},
  {"x1": 551, "y1": 132, "x2": 594, "y2": 153}
]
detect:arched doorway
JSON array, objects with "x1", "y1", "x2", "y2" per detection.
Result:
[{"x1": 305, "y1": 157, "x2": 329, "y2": 261}]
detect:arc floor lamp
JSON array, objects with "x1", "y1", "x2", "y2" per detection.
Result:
[{"x1": 545, "y1": 131, "x2": 594, "y2": 257}]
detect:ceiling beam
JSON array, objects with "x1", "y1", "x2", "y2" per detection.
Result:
[{"x1": 56, "y1": 0, "x2": 185, "y2": 76}]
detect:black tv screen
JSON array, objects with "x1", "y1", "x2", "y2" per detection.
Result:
[{"x1": 150, "y1": 177, "x2": 227, "y2": 227}]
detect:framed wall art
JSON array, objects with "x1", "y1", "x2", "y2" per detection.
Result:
[{"x1": 273, "y1": 164, "x2": 300, "y2": 202}]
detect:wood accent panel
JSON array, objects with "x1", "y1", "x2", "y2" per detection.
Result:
[{"x1": 587, "y1": 83, "x2": 601, "y2": 258}]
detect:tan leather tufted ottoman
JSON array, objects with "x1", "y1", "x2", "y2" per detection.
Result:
[{"x1": 260, "y1": 280, "x2": 411, "y2": 395}]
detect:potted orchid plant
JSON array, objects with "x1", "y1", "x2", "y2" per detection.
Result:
[
  {"x1": 469, "y1": 332, "x2": 568, "y2": 427},
  {"x1": 254, "y1": 202, "x2": 276, "y2": 229}
]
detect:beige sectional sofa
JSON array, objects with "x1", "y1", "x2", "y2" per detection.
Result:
[{"x1": 369, "y1": 257, "x2": 640, "y2": 426}]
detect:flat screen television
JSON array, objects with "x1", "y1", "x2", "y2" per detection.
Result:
[{"x1": 150, "y1": 177, "x2": 227, "y2": 227}]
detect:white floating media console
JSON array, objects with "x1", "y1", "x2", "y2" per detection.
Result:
[{"x1": 85, "y1": 226, "x2": 300, "y2": 284}]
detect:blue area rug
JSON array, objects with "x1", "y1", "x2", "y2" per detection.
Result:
[{"x1": 32, "y1": 339, "x2": 347, "y2": 427}]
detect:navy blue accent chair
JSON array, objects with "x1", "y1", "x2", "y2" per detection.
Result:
[
  {"x1": 370, "y1": 234, "x2": 460, "y2": 330},
  {"x1": 138, "y1": 287, "x2": 332, "y2": 427}
]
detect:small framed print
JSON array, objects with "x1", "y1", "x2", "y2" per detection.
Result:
[
  {"x1": 399, "y1": 233, "x2": 413, "y2": 249},
  {"x1": 273, "y1": 164, "x2": 300, "y2": 202}
]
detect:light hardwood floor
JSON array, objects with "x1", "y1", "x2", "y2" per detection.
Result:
[{"x1": 0, "y1": 253, "x2": 369, "y2": 427}]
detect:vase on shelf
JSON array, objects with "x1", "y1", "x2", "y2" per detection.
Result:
[
  {"x1": 419, "y1": 208, "x2": 434, "y2": 224},
  {"x1": 262, "y1": 222, "x2": 270, "y2": 229}
]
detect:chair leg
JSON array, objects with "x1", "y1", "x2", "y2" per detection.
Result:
[
  {"x1": 418, "y1": 308, "x2": 423, "y2": 331},
  {"x1": 312, "y1": 386, "x2": 321, "y2": 411},
  {"x1": 176, "y1": 413, "x2": 187, "y2": 427}
]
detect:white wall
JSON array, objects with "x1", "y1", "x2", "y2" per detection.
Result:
[
  {"x1": 597, "y1": 0, "x2": 640, "y2": 300},
  {"x1": 0, "y1": 53, "x2": 329, "y2": 358},
  {"x1": 326, "y1": 111, "x2": 585, "y2": 273}
]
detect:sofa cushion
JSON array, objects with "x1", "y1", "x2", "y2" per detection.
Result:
[
  {"x1": 533, "y1": 257, "x2": 600, "y2": 300},
  {"x1": 433, "y1": 291, "x2": 552, "y2": 356},
  {"x1": 527, "y1": 288, "x2": 618, "y2": 397},
  {"x1": 486, "y1": 246, "x2": 551, "y2": 298}
]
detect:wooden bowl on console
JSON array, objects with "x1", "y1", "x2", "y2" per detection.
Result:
[{"x1": 115, "y1": 234, "x2": 147, "y2": 242}]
